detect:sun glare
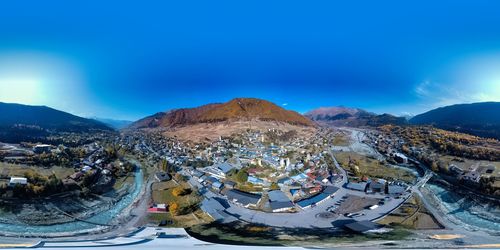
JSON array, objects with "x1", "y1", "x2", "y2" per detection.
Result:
[{"x1": 0, "y1": 78, "x2": 42, "y2": 104}]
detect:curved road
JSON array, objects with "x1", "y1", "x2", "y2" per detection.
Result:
[{"x1": 197, "y1": 147, "x2": 420, "y2": 229}]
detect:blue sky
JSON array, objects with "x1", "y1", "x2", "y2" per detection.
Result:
[{"x1": 0, "y1": 1, "x2": 499, "y2": 120}]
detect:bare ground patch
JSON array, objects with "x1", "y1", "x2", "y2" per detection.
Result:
[
  {"x1": 336, "y1": 195, "x2": 379, "y2": 214},
  {"x1": 161, "y1": 120, "x2": 316, "y2": 143}
]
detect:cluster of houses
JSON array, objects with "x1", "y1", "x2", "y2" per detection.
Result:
[
  {"x1": 346, "y1": 178, "x2": 408, "y2": 196},
  {"x1": 2, "y1": 141, "x2": 125, "y2": 193},
  {"x1": 1, "y1": 143, "x2": 54, "y2": 161},
  {"x1": 63, "y1": 144, "x2": 121, "y2": 186},
  {"x1": 190, "y1": 157, "x2": 344, "y2": 216},
  {"x1": 199, "y1": 181, "x2": 342, "y2": 223},
  {"x1": 295, "y1": 186, "x2": 339, "y2": 209},
  {"x1": 194, "y1": 154, "x2": 343, "y2": 202},
  {"x1": 449, "y1": 163, "x2": 496, "y2": 187},
  {"x1": 0, "y1": 143, "x2": 42, "y2": 162},
  {"x1": 122, "y1": 131, "x2": 190, "y2": 168},
  {"x1": 186, "y1": 131, "x2": 347, "y2": 218}
]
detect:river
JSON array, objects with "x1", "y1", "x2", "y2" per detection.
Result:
[
  {"x1": 0, "y1": 168, "x2": 143, "y2": 236},
  {"x1": 425, "y1": 183, "x2": 500, "y2": 232}
]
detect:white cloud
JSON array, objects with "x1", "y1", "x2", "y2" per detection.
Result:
[
  {"x1": 413, "y1": 80, "x2": 499, "y2": 110},
  {"x1": 414, "y1": 80, "x2": 431, "y2": 98},
  {"x1": 282, "y1": 103, "x2": 288, "y2": 106},
  {"x1": 411, "y1": 52, "x2": 500, "y2": 113}
]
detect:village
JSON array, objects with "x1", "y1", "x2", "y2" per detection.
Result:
[
  {"x1": 364, "y1": 126, "x2": 499, "y2": 196},
  {"x1": 0, "y1": 133, "x2": 142, "y2": 228},
  {"x1": 141, "y1": 128, "x2": 417, "y2": 232},
  {"x1": 1, "y1": 125, "x2": 486, "y2": 234}
]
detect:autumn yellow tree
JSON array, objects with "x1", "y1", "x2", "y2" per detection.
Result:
[
  {"x1": 269, "y1": 182, "x2": 279, "y2": 190},
  {"x1": 169, "y1": 202, "x2": 179, "y2": 216},
  {"x1": 172, "y1": 186, "x2": 189, "y2": 197}
]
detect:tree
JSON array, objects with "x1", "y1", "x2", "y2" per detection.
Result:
[
  {"x1": 105, "y1": 145, "x2": 118, "y2": 160},
  {"x1": 123, "y1": 162, "x2": 135, "y2": 173},
  {"x1": 289, "y1": 169, "x2": 300, "y2": 176},
  {"x1": 352, "y1": 165, "x2": 361, "y2": 177},
  {"x1": 227, "y1": 168, "x2": 238, "y2": 177},
  {"x1": 172, "y1": 186, "x2": 190, "y2": 197},
  {"x1": 45, "y1": 174, "x2": 62, "y2": 193},
  {"x1": 235, "y1": 170, "x2": 248, "y2": 183},
  {"x1": 82, "y1": 171, "x2": 97, "y2": 187},
  {"x1": 431, "y1": 161, "x2": 439, "y2": 172},
  {"x1": 269, "y1": 182, "x2": 279, "y2": 190},
  {"x1": 169, "y1": 202, "x2": 179, "y2": 216},
  {"x1": 161, "y1": 159, "x2": 176, "y2": 173},
  {"x1": 175, "y1": 173, "x2": 186, "y2": 182},
  {"x1": 160, "y1": 159, "x2": 168, "y2": 172},
  {"x1": 401, "y1": 145, "x2": 410, "y2": 154}
]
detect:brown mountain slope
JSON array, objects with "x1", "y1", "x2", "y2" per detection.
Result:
[{"x1": 130, "y1": 98, "x2": 315, "y2": 129}]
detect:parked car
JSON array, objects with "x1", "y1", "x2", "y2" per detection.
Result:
[
  {"x1": 351, "y1": 213, "x2": 365, "y2": 218},
  {"x1": 327, "y1": 205, "x2": 338, "y2": 212}
]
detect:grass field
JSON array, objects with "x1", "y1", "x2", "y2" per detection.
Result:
[
  {"x1": 151, "y1": 181, "x2": 202, "y2": 207},
  {"x1": 334, "y1": 152, "x2": 416, "y2": 183},
  {"x1": 113, "y1": 173, "x2": 135, "y2": 190},
  {"x1": 0, "y1": 162, "x2": 75, "y2": 179},
  {"x1": 332, "y1": 133, "x2": 350, "y2": 146},
  {"x1": 236, "y1": 183, "x2": 264, "y2": 193},
  {"x1": 148, "y1": 209, "x2": 212, "y2": 227},
  {"x1": 149, "y1": 180, "x2": 208, "y2": 227},
  {"x1": 378, "y1": 196, "x2": 442, "y2": 230}
]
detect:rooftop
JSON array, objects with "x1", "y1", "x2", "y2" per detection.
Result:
[
  {"x1": 268, "y1": 190, "x2": 291, "y2": 202},
  {"x1": 217, "y1": 162, "x2": 235, "y2": 174},
  {"x1": 270, "y1": 201, "x2": 295, "y2": 211},
  {"x1": 323, "y1": 186, "x2": 339, "y2": 195},
  {"x1": 346, "y1": 182, "x2": 367, "y2": 192},
  {"x1": 388, "y1": 185, "x2": 406, "y2": 194},
  {"x1": 297, "y1": 192, "x2": 328, "y2": 208},
  {"x1": 226, "y1": 189, "x2": 261, "y2": 206}
]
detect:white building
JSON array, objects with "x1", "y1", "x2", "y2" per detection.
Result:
[
  {"x1": 33, "y1": 144, "x2": 51, "y2": 154},
  {"x1": 9, "y1": 177, "x2": 28, "y2": 186}
]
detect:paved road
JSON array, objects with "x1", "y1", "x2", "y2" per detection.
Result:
[
  {"x1": 180, "y1": 130, "x2": 429, "y2": 229},
  {"x1": 191, "y1": 149, "x2": 414, "y2": 229}
]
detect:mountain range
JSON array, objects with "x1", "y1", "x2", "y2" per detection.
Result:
[
  {"x1": 0, "y1": 102, "x2": 113, "y2": 143},
  {"x1": 1, "y1": 100, "x2": 498, "y2": 142},
  {"x1": 409, "y1": 102, "x2": 500, "y2": 139},
  {"x1": 304, "y1": 107, "x2": 407, "y2": 127},
  {"x1": 129, "y1": 98, "x2": 315, "y2": 129}
]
